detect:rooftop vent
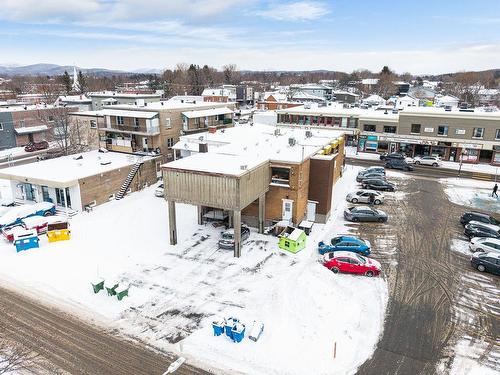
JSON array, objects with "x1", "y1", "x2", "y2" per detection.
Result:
[
  {"x1": 240, "y1": 165, "x2": 248, "y2": 170},
  {"x1": 288, "y1": 137, "x2": 296, "y2": 146},
  {"x1": 305, "y1": 130, "x2": 312, "y2": 138},
  {"x1": 274, "y1": 128, "x2": 281, "y2": 136}
]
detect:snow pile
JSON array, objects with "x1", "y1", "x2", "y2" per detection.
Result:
[
  {"x1": 0, "y1": 166, "x2": 388, "y2": 375},
  {"x1": 445, "y1": 339, "x2": 499, "y2": 375},
  {"x1": 440, "y1": 178, "x2": 500, "y2": 211}
]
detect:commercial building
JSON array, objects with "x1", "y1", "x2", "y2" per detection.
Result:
[
  {"x1": 0, "y1": 150, "x2": 160, "y2": 212},
  {"x1": 162, "y1": 124, "x2": 346, "y2": 256},
  {"x1": 276, "y1": 105, "x2": 500, "y2": 165}
]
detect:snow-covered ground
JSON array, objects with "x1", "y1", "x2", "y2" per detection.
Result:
[
  {"x1": 346, "y1": 146, "x2": 500, "y2": 176},
  {"x1": 448, "y1": 339, "x2": 500, "y2": 375},
  {"x1": 0, "y1": 166, "x2": 388, "y2": 375},
  {"x1": 440, "y1": 177, "x2": 500, "y2": 211}
]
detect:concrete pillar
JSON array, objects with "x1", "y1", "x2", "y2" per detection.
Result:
[
  {"x1": 233, "y1": 210, "x2": 241, "y2": 258},
  {"x1": 258, "y1": 194, "x2": 265, "y2": 234},
  {"x1": 228, "y1": 211, "x2": 233, "y2": 228},
  {"x1": 168, "y1": 200, "x2": 177, "y2": 245},
  {"x1": 197, "y1": 205, "x2": 203, "y2": 225}
]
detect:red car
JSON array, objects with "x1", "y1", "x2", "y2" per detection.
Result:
[
  {"x1": 24, "y1": 141, "x2": 49, "y2": 152},
  {"x1": 323, "y1": 251, "x2": 381, "y2": 277}
]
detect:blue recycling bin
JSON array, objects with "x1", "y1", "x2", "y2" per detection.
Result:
[
  {"x1": 231, "y1": 323, "x2": 246, "y2": 343},
  {"x1": 212, "y1": 320, "x2": 224, "y2": 336},
  {"x1": 224, "y1": 317, "x2": 239, "y2": 339},
  {"x1": 13, "y1": 230, "x2": 39, "y2": 253}
]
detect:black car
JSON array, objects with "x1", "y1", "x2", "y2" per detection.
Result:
[
  {"x1": 471, "y1": 252, "x2": 500, "y2": 275},
  {"x1": 380, "y1": 152, "x2": 405, "y2": 161},
  {"x1": 460, "y1": 212, "x2": 500, "y2": 227},
  {"x1": 361, "y1": 179, "x2": 395, "y2": 192},
  {"x1": 464, "y1": 222, "x2": 500, "y2": 239},
  {"x1": 385, "y1": 159, "x2": 414, "y2": 171},
  {"x1": 356, "y1": 172, "x2": 386, "y2": 183}
]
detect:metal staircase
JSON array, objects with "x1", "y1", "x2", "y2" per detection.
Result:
[{"x1": 115, "y1": 162, "x2": 143, "y2": 200}]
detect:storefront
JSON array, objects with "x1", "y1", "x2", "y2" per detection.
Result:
[{"x1": 493, "y1": 146, "x2": 500, "y2": 166}]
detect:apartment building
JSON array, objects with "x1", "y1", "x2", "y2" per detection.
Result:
[
  {"x1": 94, "y1": 100, "x2": 236, "y2": 161},
  {"x1": 162, "y1": 124, "x2": 346, "y2": 256},
  {"x1": 276, "y1": 105, "x2": 500, "y2": 165},
  {"x1": 0, "y1": 104, "x2": 79, "y2": 150},
  {"x1": 88, "y1": 91, "x2": 162, "y2": 110}
]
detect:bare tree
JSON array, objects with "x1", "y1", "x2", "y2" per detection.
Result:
[
  {"x1": 375, "y1": 66, "x2": 397, "y2": 99},
  {"x1": 222, "y1": 64, "x2": 239, "y2": 85}
]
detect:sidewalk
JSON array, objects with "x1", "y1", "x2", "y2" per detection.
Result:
[{"x1": 345, "y1": 146, "x2": 500, "y2": 177}]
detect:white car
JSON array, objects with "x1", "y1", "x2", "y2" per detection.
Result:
[
  {"x1": 155, "y1": 183, "x2": 164, "y2": 197},
  {"x1": 469, "y1": 237, "x2": 500, "y2": 254},
  {"x1": 346, "y1": 190, "x2": 384, "y2": 205},
  {"x1": 413, "y1": 156, "x2": 441, "y2": 167}
]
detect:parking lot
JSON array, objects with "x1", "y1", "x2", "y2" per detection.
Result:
[{"x1": 351, "y1": 171, "x2": 500, "y2": 375}]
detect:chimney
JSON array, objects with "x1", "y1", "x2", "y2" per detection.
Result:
[{"x1": 199, "y1": 142, "x2": 208, "y2": 153}]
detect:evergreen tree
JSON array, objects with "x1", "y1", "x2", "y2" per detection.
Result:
[
  {"x1": 77, "y1": 71, "x2": 87, "y2": 93},
  {"x1": 62, "y1": 71, "x2": 72, "y2": 94},
  {"x1": 187, "y1": 64, "x2": 203, "y2": 95}
]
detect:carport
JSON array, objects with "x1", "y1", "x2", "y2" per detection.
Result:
[{"x1": 162, "y1": 153, "x2": 270, "y2": 257}]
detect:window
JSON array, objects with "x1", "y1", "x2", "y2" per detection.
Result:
[
  {"x1": 363, "y1": 124, "x2": 376, "y2": 132},
  {"x1": 472, "y1": 127, "x2": 484, "y2": 138},
  {"x1": 165, "y1": 118, "x2": 171, "y2": 128},
  {"x1": 271, "y1": 167, "x2": 291, "y2": 186},
  {"x1": 496, "y1": 129, "x2": 500, "y2": 140},
  {"x1": 19, "y1": 120, "x2": 25, "y2": 127},
  {"x1": 134, "y1": 118, "x2": 140, "y2": 127},
  {"x1": 383, "y1": 126, "x2": 397, "y2": 133},
  {"x1": 167, "y1": 138, "x2": 175, "y2": 148},
  {"x1": 437, "y1": 126, "x2": 449, "y2": 136},
  {"x1": 48, "y1": 116, "x2": 54, "y2": 122},
  {"x1": 411, "y1": 124, "x2": 421, "y2": 134},
  {"x1": 0, "y1": 123, "x2": 3, "y2": 131},
  {"x1": 90, "y1": 120, "x2": 97, "y2": 129},
  {"x1": 116, "y1": 116, "x2": 124, "y2": 125}
]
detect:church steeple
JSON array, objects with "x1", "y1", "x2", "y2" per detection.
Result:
[{"x1": 72, "y1": 66, "x2": 80, "y2": 92}]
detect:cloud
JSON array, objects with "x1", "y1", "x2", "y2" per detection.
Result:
[
  {"x1": 0, "y1": 0, "x2": 103, "y2": 22},
  {"x1": 257, "y1": 1, "x2": 329, "y2": 21}
]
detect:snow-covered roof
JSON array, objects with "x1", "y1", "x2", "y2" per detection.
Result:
[
  {"x1": 291, "y1": 91, "x2": 326, "y2": 101},
  {"x1": 0, "y1": 150, "x2": 151, "y2": 186},
  {"x1": 69, "y1": 110, "x2": 104, "y2": 117},
  {"x1": 363, "y1": 95, "x2": 386, "y2": 104},
  {"x1": 286, "y1": 228, "x2": 305, "y2": 241},
  {"x1": 88, "y1": 91, "x2": 161, "y2": 98},
  {"x1": 182, "y1": 107, "x2": 233, "y2": 119},
  {"x1": 361, "y1": 78, "x2": 379, "y2": 85},
  {"x1": 109, "y1": 101, "x2": 235, "y2": 111},
  {"x1": 56, "y1": 95, "x2": 91, "y2": 103},
  {"x1": 264, "y1": 92, "x2": 287, "y2": 102},
  {"x1": 100, "y1": 109, "x2": 159, "y2": 119},
  {"x1": 201, "y1": 88, "x2": 233, "y2": 97},
  {"x1": 0, "y1": 104, "x2": 56, "y2": 112},
  {"x1": 333, "y1": 90, "x2": 360, "y2": 97},
  {"x1": 14, "y1": 125, "x2": 48, "y2": 134}
]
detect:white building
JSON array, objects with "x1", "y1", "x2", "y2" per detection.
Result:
[{"x1": 434, "y1": 95, "x2": 459, "y2": 108}]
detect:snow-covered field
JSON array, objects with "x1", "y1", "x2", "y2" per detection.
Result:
[
  {"x1": 0, "y1": 166, "x2": 388, "y2": 375},
  {"x1": 440, "y1": 177, "x2": 500, "y2": 211}
]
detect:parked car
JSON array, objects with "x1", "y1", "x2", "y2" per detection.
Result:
[
  {"x1": 358, "y1": 166, "x2": 386, "y2": 176},
  {"x1": 469, "y1": 237, "x2": 500, "y2": 254},
  {"x1": 323, "y1": 251, "x2": 381, "y2": 277},
  {"x1": 356, "y1": 173, "x2": 386, "y2": 183},
  {"x1": 1, "y1": 215, "x2": 51, "y2": 242},
  {"x1": 361, "y1": 179, "x2": 395, "y2": 192},
  {"x1": 385, "y1": 159, "x2": 414, "y2": 171},
  {"x1": 0, "y1": 202, "x2": 55, "y2": 230},
  {"x1": 470, "y1": 251, "x2": 500, "y2": 275},
  {"x1": 318, "y1": 235, "x2": 371, "y2": 255},
  {"x1": 218, "y1": 225, "x2": 250, "y2": 249},
  {"x1": 24, "y1": 140, "x2": 49, "y2": 152},
  {"x1": 413, "y1": 155, "x2": 441, "y2": 167},
  {"x1": 344, "y1": 206, "x2": 388, "y2": 222},
  {"x1": 346, "y1": 190, "x2": 384, "y2": 205},
  {"x1": 380, "y1": 152, "x2": 405, "y2": 161},
  {"x1": 464, "y1": 222, "x2": 500, "y2": 239},
  {"x1": 155, "y1": 183, "x2": 164, "y2": 197},
  {"x1": 460, "y1": 212, "x2": 500, "y2": 227}
]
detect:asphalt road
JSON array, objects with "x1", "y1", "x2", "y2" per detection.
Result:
[
  {"x1": 346, "y1": 157, "x2": 498, "y2": 181},
  {"x1": 355, "y1": 173, "x2": 500, "y2": 375},
  {"x1": 0, "y1": 285, "x2": 212, "y2": 375}
]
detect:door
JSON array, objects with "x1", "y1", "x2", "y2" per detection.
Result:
[
  {"x1": 55, "y1": 188, "x2": 71, "y2": 208},
  {"x1": 306, "y1": 201, "x2": 317, "y2": 222},
  {"x1": 41, "y1": 186, "x2": 51, "y2": 202},
  {"x1": 24, "y1": 183, "x2": 35, "y2": 201},
  {"x1": 142, "y1": 137, "x2": 148, "y2": 151},
  {"x1": 390, "y1": 143, "x2": 397, "y2": 153},
  {"x1": 282, "y1": 199, "x2": 293, "y2": 222},
  {"x1": 28, "y1": 134, "x2": 34, "y2": 143}
]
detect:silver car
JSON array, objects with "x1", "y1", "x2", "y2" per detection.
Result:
[
  {"x1": 344, "y1": 206, "x2": 388, "y2": 223},
  {"x1": 346, "y1": 190, "x2": 384, "y2": 205}
]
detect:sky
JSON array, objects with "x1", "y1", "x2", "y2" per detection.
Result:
[{"x1": 0, "y1": 0, "x2": 499, "y2": 74}]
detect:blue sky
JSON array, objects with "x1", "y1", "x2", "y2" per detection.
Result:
[{"x1": 0, "y1": 0, "x2": 499, "y2": 74}]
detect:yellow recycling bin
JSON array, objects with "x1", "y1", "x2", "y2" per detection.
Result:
[{"x1": 47, "y1": 221, "x2": 71, "y2": 242}]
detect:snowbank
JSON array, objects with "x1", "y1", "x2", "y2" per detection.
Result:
[{"x1": 440, "y1": 177, "x2": 500, "y2": 211}]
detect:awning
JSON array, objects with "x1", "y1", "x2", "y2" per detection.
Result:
[
  {"x1": 182, "y1": 107, "x2": 233, "y2": 119},
  {"x1": 15, "y1": 125, "x2": 48, "y2": 135},
  {"x1": 100, "y1": 109, "x2": 158, "y2": 119}
]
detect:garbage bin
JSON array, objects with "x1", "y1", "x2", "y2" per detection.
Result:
[
  {"x1": 231, "y1": 323, "x2": 246, "y2": 343},
  {"x1": 212, "y1": 319, "x2": 225, "y2": 336},
  {"x1": 224, "y1": 317, "x2": 238, "y2": 339}
]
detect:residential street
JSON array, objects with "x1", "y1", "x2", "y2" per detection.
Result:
[
  {"x1": 355, "y1": 175, "x2": 500, "y2": 375},
  {"x1": 0, "y1": 285, "x2": 211, "y2": 375}
]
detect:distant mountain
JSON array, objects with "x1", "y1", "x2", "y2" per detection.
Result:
[{"x1": 0, "y1": 63, "x2": 136, "y2": 77}]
